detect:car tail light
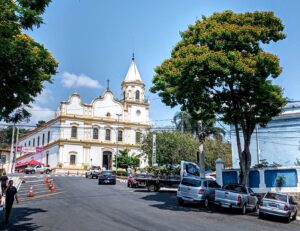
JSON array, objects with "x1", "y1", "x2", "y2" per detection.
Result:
[
  {"x1": 284, "y1": 204, "x2": 289, "y2": 211},
  {"x1": 237, "y1": 195, "x2": 242, "y2": 206},
  {"x1": 198, "y1": 189, "x2": 205, "y2": 194}
]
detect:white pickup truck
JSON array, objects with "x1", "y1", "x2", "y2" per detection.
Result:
[
  {"x1": 215, "y1": 183, "x2": 259, "y2": 214},
  {"x1": 25, "y1": 165, "x2": 52, "y2": 174}
]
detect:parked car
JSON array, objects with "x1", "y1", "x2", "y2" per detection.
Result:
[
  {"x1": 25, "y1": 165, "x2": 52, "y2": 174},
  {"x1": 85, "y1": 166, "x2": 101, "y2": 179},
  {"x1": 215, "y1": 183, "x2": 258, "y2": 214},
  {"x1": 176, "y1": 177, "x2": 221, "y2": 207},
  {"x1": 259, "y1": 192, "x2": 298, "y2": 223},
  {"x1": 98, "y1": 170, "x2": 116, "y2": 185},
  {"x1": 127, "y1": 173, "x2": 148, "y2": 188}
]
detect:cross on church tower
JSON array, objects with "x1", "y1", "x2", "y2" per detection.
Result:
[{"x1": 107, "y1": 79, "x2": 110, "y2": 90}]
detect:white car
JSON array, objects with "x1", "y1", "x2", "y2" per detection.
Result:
[{"x1": 85, "y1": 166, "x2": 101, "y2": 179}]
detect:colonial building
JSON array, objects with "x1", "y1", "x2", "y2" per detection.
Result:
[
  {"x1": 17, "y1": 57, "x2": 151, "y2": 172},
  {"x1": 231, "y1": 102, "x2": 300, "y2": 168}
]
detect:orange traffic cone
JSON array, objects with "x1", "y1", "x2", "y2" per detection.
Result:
[
  {"x1": 28, "y1": 186, "x2": 34, "y2": 197},
  {"x1": 44, "y1": 176, "x2": 49, "y2": 184}
]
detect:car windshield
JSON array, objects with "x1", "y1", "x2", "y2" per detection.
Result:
[
  {"x1": 102, "y1": 171, "x2": 114, "y2": 175},
  {"x1": 265, "y1": 192, "x2": 288, "y2": 202},
  {"x1": 181, "y1": 178, "x2": 201, "y2": 187}
]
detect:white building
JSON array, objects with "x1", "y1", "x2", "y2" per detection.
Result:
[
  {"x1": 17, "y1": 57, "x2": 151, "y2": 172},
  {"x1": 231, "y1": 103, "x2": 300, "y2": 168}
]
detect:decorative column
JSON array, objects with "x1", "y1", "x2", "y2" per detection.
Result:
[{"x1": 215, "y1": 158, "x2": 225, "y2": 187}]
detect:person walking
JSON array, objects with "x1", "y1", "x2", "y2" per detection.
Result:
[
  {"x1": 0, "y1": 172, "x2": 8, "y2": 196},
  {"x1": 4, "y1": 180, "x2": 19, "y2": 224}
]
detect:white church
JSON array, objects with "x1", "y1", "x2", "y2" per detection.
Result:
[{"x1": 16, "y1": 57, "x2": 151, "y2": 172}]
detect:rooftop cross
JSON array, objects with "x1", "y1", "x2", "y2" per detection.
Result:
[{"x1": 107, "y1": 79, "x2": 110, "y2": 90}]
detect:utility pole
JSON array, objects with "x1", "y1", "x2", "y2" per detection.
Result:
[
  {"x1": 255, "y1": 125, "x2": 260, "y2": 165},
  {"x1": 12, "y1": 126, "x2": 19, "y2": 173},
  {"x1": 9, "y1": 125, "x2": 15, "y2": 174},
  {"x1": 116, "y1": 113, "x2": 122, "y2": 172}
]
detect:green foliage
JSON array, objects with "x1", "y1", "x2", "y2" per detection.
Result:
[
  {"x1": 276, "y1": 176, "x2": 285, "y2": 188},
  {"x1": 117, "y1": 149, "x2": 140, "y2": 170},
  {"x1": 36, "y1": 120, "x2": 46, "y2": 127},
  {"x1": 0, "y1": 0, "x2": 58, "y2": 122},
  {"x1": 0, "y1": 126, "x2": 30, "y2": 148},
  {"x1": 294, "y1": 158, "x2": 300, "y2": 166},
  {"x1": 203, "y1": 138, "x2": 232, "y2": 170},
  {"x1": 253, "y1": 159, "x2": 282, "y2": 168},
  {"x1": 143, "y1": 164, "x2": 181, "y2": 176},
  {"x1": 116, "y1": 170, "x2": 127, "y2": 177},
  {"x1": 142, "y1": 131, "x2": 198, "y2": 166},
  {"x1": 151, "y1": 10, "x2": 286, "y2": 184}
]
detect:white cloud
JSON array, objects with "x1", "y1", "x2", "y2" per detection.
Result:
[
  {"x1": 35, "y1": 89, "x2": 54, "y2": 105},
  {"x1": 27, "y1": 103, "x2": 55, "y2": 125},
  {"x1": 61, "y1": 72, "x2": 102, "y2": 89}
]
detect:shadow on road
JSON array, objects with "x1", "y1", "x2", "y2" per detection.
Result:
[
  {"x1": 139, "y1": 191, "x2": 258, "y2": 217},
  {"x1": 0, "y1": 207, "x2": 47, "y2": 231}
]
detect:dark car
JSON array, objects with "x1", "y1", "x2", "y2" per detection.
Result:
[
  {"x1": 127, "y1": 173, "x2": 148, "y2": 188},
  {"x1": 98, "y1": 170, "x2": 116, "y2": 185}
]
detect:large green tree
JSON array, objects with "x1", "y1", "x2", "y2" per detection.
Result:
[
  {"x1": 142, "y1": 131, "x2": 198, "y2": 166},
  {"x1": 151, "y1": 11, "x2": 286, "y2": 185},
  {"x1": 117, "y1": 149, "x2": 140, "y2": 171},
  {"x1": 0, "y1": 0, "x2": 58, "y2": 122}
]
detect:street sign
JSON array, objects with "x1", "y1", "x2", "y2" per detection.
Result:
[{"x1": 152, "y1": 134, "x2": 157, "y2": 166}]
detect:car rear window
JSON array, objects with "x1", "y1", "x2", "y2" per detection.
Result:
[
  {"x1": 265, "y1": 192, "x2": 287, "y2": 202},
  {"x1": 181, "y1": 178, "x2": 201, "y2": 187},
  {"x1": 102, "y1": 171, "x2": 113, "y2": 175}
]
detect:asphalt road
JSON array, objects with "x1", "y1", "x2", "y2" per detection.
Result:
[{"x1": 1, "y1": 176, "x2": 299, "y2": 231}]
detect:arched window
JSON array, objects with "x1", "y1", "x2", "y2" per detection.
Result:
[
  {"x1": 105, "y1": 129, "x2": 111, "y2": 141},
  {"x1": 47, "y1": 131, "x2": 50, "y2": 143},
  {"x1": 25, "y1": 143, "x2": 27, "y2": 147},
  {"x1": 123, "y1": 91, "x2": 126, "y2": 100},
  {"x1": 42, "y1": 133, "x2": 45, "y2": 145},
  {"x1": 106, "y1": 112, "x2": 111, "y2": 118},
  {"x1": 33, "y1": 138, "x2": 35, "y2": 147},
  {"x1": 135, "y1": 90, "x2": 140, "y2": 101},
  {"x1": 93, "y1": 127, "x2": 99, "y2": 139},
  {"x1": 29, "y1": 140, "x2": 31, "y2": 146},
  {"x1": 37, "y1": 136, "x2": 40, "y2": 146},
  {"x1": 70, "y1": 154, "x2": 76, "y2": 165},
  {"x1": 136, "y1": 132, "x2": 142, "y2": 144},
  {"x1": 118, "y1": 130, "x2": 123, "y2": 142},
  {"x1": 71, "y1": 126, "x2": 77, "y2": 138}
]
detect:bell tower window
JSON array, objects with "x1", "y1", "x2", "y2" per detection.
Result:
[{"x1": 135, "y1": 90, "x2": 140, "y2": 101}]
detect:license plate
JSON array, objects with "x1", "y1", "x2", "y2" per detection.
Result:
[{"x1": 104, "y1": 180, "x2": 110, "y2": 183}]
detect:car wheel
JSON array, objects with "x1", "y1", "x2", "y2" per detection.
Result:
[
  {"x1": 128, "y1": 182, "x2": 132, "y2": 188},
  {"x1": 292, "y1": 211, "x2": 297, "y2": 221},
  {"x1": 253, "y1": 203, "x2": 259, "y2": 212},
  {"x1": 258, "y1": 212, "x2": 264, "y2": 219},
  {"x1": 204, "y1": 198, "x2": 209, "y2": 208},
  {"x1": 45, "y1": 170, "x2": 50, "y2": 174},
  {"x1": 31, "y1": 170, "x2": 35, "y2": 174},
  {"x1": 241, "y1": 204, "x2": 246, "y2": 215},
  {"x1": 85, "y1": 173, "x2": 88, "y2": 178},
  {"x1": 98, "y1": 181, "x2": 101, "y2": 185},
  {"x1": 147, "y1": 184, "x2": 157, "y2": 192},
  {"x1": 113, "y1": 181, "x2": 116, "y2": 185},
  {"x1": 177, "y1": 198, "x2": 185, "y2": 206},
  {"x1": 285, "y1": 214, "x2": 291, "y2": 223}
]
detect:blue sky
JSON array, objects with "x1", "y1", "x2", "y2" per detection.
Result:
[{"x1": 26, "y1": 0, "x2": 300, "y2": 127}]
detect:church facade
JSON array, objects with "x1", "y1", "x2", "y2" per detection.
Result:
[{"x1": 17, "y1": 57, "x2": 151, "y2": 172}]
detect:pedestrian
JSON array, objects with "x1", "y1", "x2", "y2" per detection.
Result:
[
  {"x1": 0, "y1": 172, "x2": 8, "y2": 196},
  {"x1": 4, "y1": 180, "x2": 19, "y2": 224}
]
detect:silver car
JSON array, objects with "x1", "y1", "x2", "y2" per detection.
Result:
[
  {"x1": 177, "y1": 177, "x2": 221, "y2": 207},
  {"x1": 259, "y1": 192, "x2": 298, "y2": 223}
]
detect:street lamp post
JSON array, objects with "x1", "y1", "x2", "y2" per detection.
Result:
[{"x1": 116, "y1": 114, "x2": 122, "y2": 172}]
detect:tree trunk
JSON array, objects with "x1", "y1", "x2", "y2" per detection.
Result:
[{"x1": 239, "y1": 125, "x2": 254, "y2": 185}]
